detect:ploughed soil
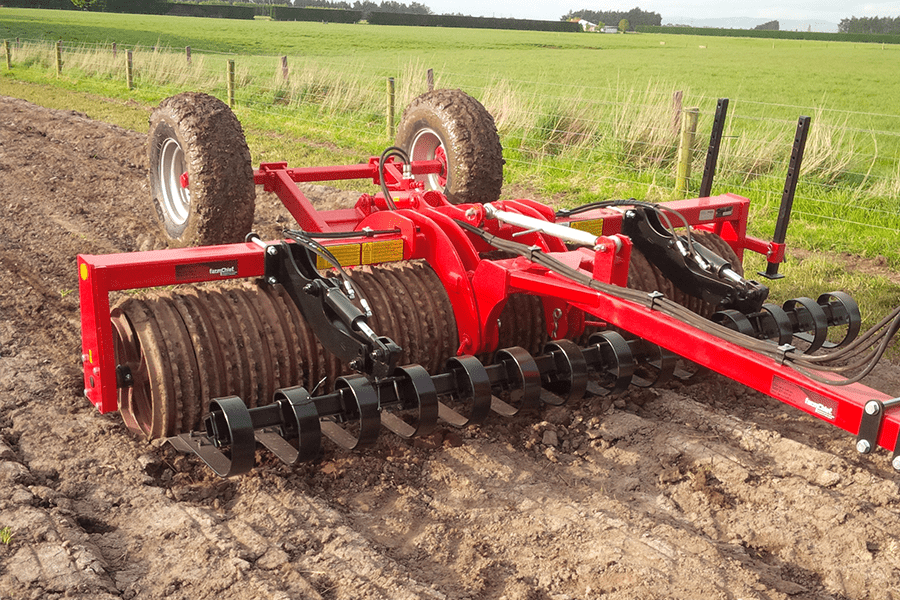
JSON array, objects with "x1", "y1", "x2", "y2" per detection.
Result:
[{"x1": 1, "y1": 94, "x2": 900, "y2": 600}]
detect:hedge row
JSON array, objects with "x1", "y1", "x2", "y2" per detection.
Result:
[
  {"x1": 269, "y1": 5, "x2": 362, "y2": 24},
  {"x1": 367, "y1": 12, "x2": 581, "y2": 32},
  {"x1": 165, "y1": 2, "x2": 254, "y2": 19},
  {"x1": 638, "y1": 25, "x2": 900, "y2": 44}
]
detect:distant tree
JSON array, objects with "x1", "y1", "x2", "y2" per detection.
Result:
[
  {"x1": 754, "y1": 19, "x2": 779, "y2": 31},
  {"x1": 839, "y1": 15, "x2": 900, "y2": 34},
  {"x1": 560, "y1": 8, "x2": 659, "y2": 30},
  {"x1": 70, "y1": 0, "x2": 101, "y2": 8},
  {"x1": 618, "y1": 18, "x2": 629, "y2": 32}
]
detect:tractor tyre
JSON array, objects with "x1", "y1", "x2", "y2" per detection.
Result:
[
  {"x1": 396, "y1": 88, "x2": 504, "y2": 205},
  {"x1": 148, "y1": 92, "x2": 256, "y2": 247}
]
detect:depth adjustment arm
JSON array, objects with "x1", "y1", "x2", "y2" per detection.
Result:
[
  {"x1": 622, "y1": 207, "x2": 770, "y2": 313},
  {"x1": 258, "y1": 235, "x2": 402, "y2": 379}
]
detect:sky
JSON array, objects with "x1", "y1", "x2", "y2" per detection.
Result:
[{"x1": 420, "y1": 0, "x2": 900, "y2": 25}]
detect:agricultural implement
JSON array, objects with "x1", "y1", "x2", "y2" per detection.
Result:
[{"x1": 77, "y1": 90, "x2": 900, "y2": 477}]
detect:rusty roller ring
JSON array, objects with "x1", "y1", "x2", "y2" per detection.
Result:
[
  {"x1": 255, "y1": 386, "x2": 322, "y2": 464},
  {"x1": 541, "y1": 339, "x2": 588, "y2": 405},
  {"x1": 588, "y1": 331, "x2": 635, "y2": 395},
  {"x1": 783, "y1": 296, "x2": 829, "y2": 352},
  {"x1": 439, "y1": 355, "x2": 492, "y2": 427},
  {"x1": 817, "y1": 291, "x2": 861, "y2": 348},
  {"x1": 760, "y1": 303, "x2": 794, "y2": 345},
  {"x1": 321, "y1": 374, "x2": 381, "y2": 450},
  {"x1": 490, "y1": 346, "x2": 543, "y2": 417},
  {"x1": 381, "y1": 364, "x2": 439, "y2": 439}
]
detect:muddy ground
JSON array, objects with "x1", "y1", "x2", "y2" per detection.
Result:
[{"x1": 1, "y1": 94, "x2": 899, "y2": 600}]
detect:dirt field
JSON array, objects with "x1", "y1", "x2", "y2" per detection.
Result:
[{"x1": 1, "y1": 94, "x2": 900, "y2": 600}]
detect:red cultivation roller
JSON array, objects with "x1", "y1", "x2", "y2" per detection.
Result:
[{"x1": 77, "y1": 90, "x2": 900, "y2": 476}]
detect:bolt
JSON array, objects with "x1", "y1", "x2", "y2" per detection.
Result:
[
  {"x1": 596, "y1": 244, "x2": 608, "y2": 252},
  {"x1": 81, "y1": 354, "x2": 89, "y2": 363},
  {"x1": 266, "y1": 276, "x2": 277, "y2": 285},
  {"x1": 893, "y1": 455, "x2": 900, "y2": 471},
  {"x1": 856, "y1": 439, "x2": 871, "y2": 454},
  {"x1": 266, "y1": 246, "x2": 278, "y2": 256},
  {"x1": 93, "y1": 367, "x2": 101, "y2": 376},
  {"x1": 865, "y1": 401, "x2": 880, "y2": 415},
  {"x1": 302, "y1": 283, "x2": 315, "y2": 294}
]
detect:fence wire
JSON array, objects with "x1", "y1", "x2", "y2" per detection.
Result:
[{"x1": 5, "y1": 37, "x2": 900, "y2": 238}]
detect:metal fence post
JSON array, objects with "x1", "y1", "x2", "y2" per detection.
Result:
[
  {"x1": 386, "y1": 77, "x2": 395, "y2": 138},
  {"x1": 674, "y1": 107, "x2": 699, "y2": 197}
]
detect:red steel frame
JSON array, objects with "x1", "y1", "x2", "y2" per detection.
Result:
[{"x1": 78, "y1": 160, "x2": 898, "y2": 455}]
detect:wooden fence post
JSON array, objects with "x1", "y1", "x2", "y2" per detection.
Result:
[
  {"x1": 112, "y1": 42, "x2": 117, "y2": 59},
  {"x1": 55, "y1": 40, "x2": 62, "y2": 76},
  {"x1": 186, "y1": 46, "x2": 191, "y2": 65},
  {"x1": 227, "y1": 60, "x2": 235, "y2": 107},
  {"x1": 386, "y1": 77, "x2": 395, "y2": 138},
  {"x1": 125, "y1": 50, "x2": 133, "y2": 90},
  {"x1": 427, "y1": 68, "x2": 434, "y2": 91},
  {"x1": 671, "y1": 90, "x2": 683, "y2": 138},
  {"x1": 674, "y1": 107, "x2": 699, "y2": 198},
  {"x1": 281, "y1": 55, "x2": 288, "y2": 81},
  {"x1": 4, "y1": 41, "x2": 10, "y2": 70}
]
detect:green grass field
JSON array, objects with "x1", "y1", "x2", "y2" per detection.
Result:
[{"x1": 2, "y1": 7, "x2": 900, "y2": 263}]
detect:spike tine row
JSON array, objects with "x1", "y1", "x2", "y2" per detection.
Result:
[{"x1": 170, "y1": 329, "x2": 650, "y2": 478}]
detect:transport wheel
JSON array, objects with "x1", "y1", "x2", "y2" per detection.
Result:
[
  {"x1": 396, "y1": 89, "x2": 504, "y2": 205},
  {"x1": 148, "y1": 92, "x2": 255, "y2": 247}
]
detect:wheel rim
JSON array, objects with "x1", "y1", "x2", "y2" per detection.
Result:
[
  {"x1": 409, "y1": 128, "x2": 448, "y2": 191},
  {"x1": 158, "y1": 137, "x2": 190, "y2": 226}
]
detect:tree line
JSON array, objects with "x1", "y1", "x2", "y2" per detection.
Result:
[
  {"x1": 838, "y1": 16, "x2": 900, "y2": 34},
  {"x1": 560, "y1": 7, "x2": 661, "y2": 30}
]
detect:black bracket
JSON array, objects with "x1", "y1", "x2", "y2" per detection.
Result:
[
  {"x1": 622, "y1": 207, "x2": 769, "y2": 314},
  {"x1": 262, "y1": 239, "x2": 401, "y2": 379},
  {"x1": 855, "y1": 397, "x2": 900, "y2": 471}
]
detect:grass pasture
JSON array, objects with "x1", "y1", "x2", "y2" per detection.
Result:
[{"x1": 3, "y1": 7, "x2": 900, "y2": 268}]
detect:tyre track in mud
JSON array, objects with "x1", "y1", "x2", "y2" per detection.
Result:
[{"x1": 1, "y1": 94, "x2": 899, "y2": 600}]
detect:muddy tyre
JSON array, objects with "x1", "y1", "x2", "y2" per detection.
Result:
[
  {"x1": 148, "y1": 92, "x2": 255, "y2": 247},
  {"x1": 396, "y1": 89, "x2": 504, "y2": 205}
]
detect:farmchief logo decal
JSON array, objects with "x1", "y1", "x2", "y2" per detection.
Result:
[{"x1": 176, "y1": 260, "x2": 239, "y2": 281}]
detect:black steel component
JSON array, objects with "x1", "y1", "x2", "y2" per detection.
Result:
[
  {"x1": 760, "y1": 115, "x2": 811, "y2": 280},
  {"x1": 380, "y1": 364, "x2": 439, "y2": 438},
  {"x1": 168, "y1": 396, "x2": 257, "y2": 477},
  {"x1": 321, "y1": 375, "x2": 382, "y2": 450},
  {"x1": 490, "y1": 346, "x2": 543, "y2": 416},
  {"x1": 585, "y1": 331, "x2": 635, "y2": 396},
  {"x1": 759, "y1": 303, "x2": 794, "y2": 345},
  {"x1": 711, "y1": 309, "x2": 756, "y2": 336},
  {"x1": 255, "y1": 386, "x2": 322, "y2": 465},
  {"x1": 622, "y1": 207, "x2": 769, "y2": 313},
  {"x1": 783, "y1": 297, "x2": 829, "y2": 352},
  {"x1": 699, "y1": 98, "x2": 729, "y2": 198},
  {"x1": 815, "y1": 292, "x2": 861, "y2": 348},
  {"x1": 541, "y1": 339, "x2": 589, "y2": 405},
  {"x1": 264, "y1": 241, "x2": 402, "y2": 379},
  {"x1": 438, "y1": 355, "x2": 493, "y2": 427},
  {"x1": 115, "y1": 364, "x2": 134, "y2": 388},
  {"x1": 629, "y1": 339, "x2": 677, "y2": 388}
]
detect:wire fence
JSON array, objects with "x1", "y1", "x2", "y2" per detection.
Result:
[{"x1": 5, "y1": 37, "x2": 900, "y2": 244}]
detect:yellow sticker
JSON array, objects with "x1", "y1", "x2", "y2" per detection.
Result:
[
  {"x1": 316, "y1": 244, "x2": 361, "y2": 269},
  {"x1": 361, "y1": 239, "x2": 403, "y2": 265},
  {"x1": 569, "y1": 218, "x2": 604, "y2": 237},
  {"x1": 79, "y1": 263, "x2": 89, "y2": 281}
]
